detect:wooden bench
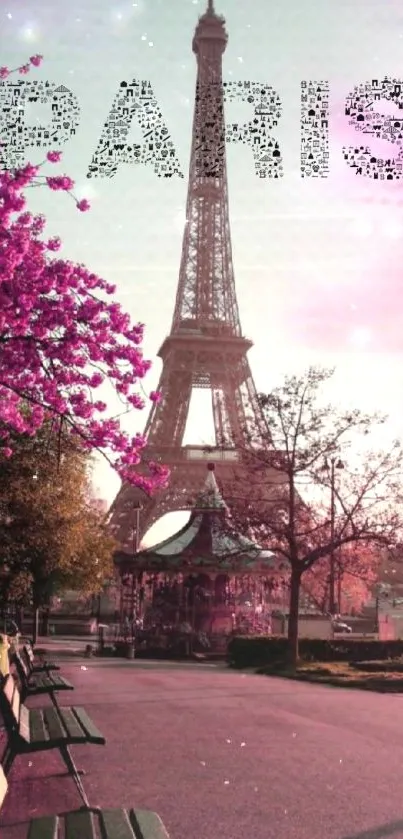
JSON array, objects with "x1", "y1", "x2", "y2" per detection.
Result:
[
  {"x1": 27, "y1": 807, "x2": 171, "y2": 839},
  {"x1": 12, "y1": 651, "x2": 74, "y2": 707},
  {"x1": 0, "y1": 766, "x2": 171, "y2": 838},
  {"x1": 22, "y1": 643, "x2": 59, "y2": 673},
  {"x1": 0, "y1": 674, "x2": 105, "y2": 807}
]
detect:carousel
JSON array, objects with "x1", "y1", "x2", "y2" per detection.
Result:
[{"x1": 116, "y1": 463, "x2": 289, "y2": 655}]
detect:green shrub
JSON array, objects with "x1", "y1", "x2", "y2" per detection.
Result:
[
  {"x1": 227, "y1": 636, "x2": 289, "y2": 668},
  {"x1": 226, "y1": 635, "x2": 403, "y2": 668}
]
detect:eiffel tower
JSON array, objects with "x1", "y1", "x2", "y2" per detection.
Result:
[{"x1": 110, "y1": 0, "x2": 271, "y2": 553}]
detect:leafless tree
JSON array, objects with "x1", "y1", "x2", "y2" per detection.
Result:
[{"x1": 225, "y1": 367, "x2": 403, "y2": 666}]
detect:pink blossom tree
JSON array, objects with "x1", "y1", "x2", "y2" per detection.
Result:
[
  {"x1": 301, "y1": 543, "x2": 380, "y2": 615},
  {"x1": 225, "y1": 367, "x2": 403, "y2": 666},
  {"x1": 0, "y1": 56, "x2": 167, "y2": 493}
]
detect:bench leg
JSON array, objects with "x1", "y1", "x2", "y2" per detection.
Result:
[
  {"x1": 47, "y1": 768, "x2": 86, "y2": 779},
  {"x1": 49, "y1": 691, "x2": 60, "y2": 709},
  {"x1": 2, "y1": 744, "x2": 15, "y2": 776},
  {"x1": 0, "y1": 740, "x2": 8, "y2": 765},
  {"x1": 59, "y1": 744, "x2": 90, "y2": 808}
]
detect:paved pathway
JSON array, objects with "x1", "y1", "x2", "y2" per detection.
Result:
[{"x1": 2, "y1": 660, "x2": 403, "y2": 839}]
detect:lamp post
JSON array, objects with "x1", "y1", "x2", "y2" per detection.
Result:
[
  {"x1": 374, "y1": 583, "x2": 389, "y2": 634},
  {"x1": 337, "y1": 546, "x2": 342, "y2": 614},
  {"x1": 130, "y1": 502, "x2": 142, "y2": 655},
  {"x1": 119, "y1": 502, "x2": 141, "y2": 631},
  {"x1": 132, "y1": 502, "x2": 142, "y2": 622},
  {"x1": 325, "y1": 456, "x2": 344, "y2": 615},
  {"x1": 133, "y1": 502, "x2": 142, "y2": 555},
  {"x1": 31, "y1": 472, "x2": 40, "y2": 644}
]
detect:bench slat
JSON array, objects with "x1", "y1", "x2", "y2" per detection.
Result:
[
  {"x1": 72, "y1": 707, "x2": 105, "y2": 744},
  {"x1": 31, "y1": 661, "x2": 60, "y2": 673},
  {"x1": 48, "y1": 674, "x2": 63, "y2": 687},
  {"x1": 23, "y1": 645, "x2": 59, "y2": 672},
  {"x1": 19, "y1": 704, "x2": 30, "y2": 743},
  {"x1": 27, "y1": 810, "x2": 170, "y2": 839},
  {"x1": 10, "y1": 680, "x2": 20, "y2": 726},
  {"x1": 129, "y1": 810, "x2": 171, "y2": 839},
  {"x1": 0, "y1": 677, "x2": 18, "y2": 731},
  {"x1": 29, "y1": 674, "x2": 47, "y2": 689},
  {"x1": 0, "y1": 767, "x2": 7, "y2": 810},
  {"x1": 15, "y1": 652, "x2": 31, "y2": 681},
  {"x1": 53, "y1": 675, "x2": 73, "y2": 690},
  {"x1": 43, "y1": 707, "x2": 67, "y2": 742},
  {"x1": 65, "y1": 809, "x2": 95, "y2": 839},
  {"x1": 27, "y1": 815, "x2": 59, "y2": 839},
  {"x1": 59, "y1": 707, "x2": 86, "y2": 741},
  {"x1": 3, "y1": 675, "x2": 14, "y2": 707},
  {"x1": 101, "y1": 809, "x2": 136, "y2": 839},
  {"x1": 29, "y1": 709, "x2": 49, "y2": 744},
  {"x1": 29, "y1": 674, "x2": 73, "y2": 692}
]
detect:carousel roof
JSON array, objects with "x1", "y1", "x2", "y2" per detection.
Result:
[{"x1": 127, "y1": 463, "x2": 288, "y2": 575}]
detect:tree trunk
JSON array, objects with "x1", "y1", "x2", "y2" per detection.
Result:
[
  {"x1": 41, "y1": 607, "x2": 50, "y2": 636},
  {"x1": 287, "y1": 566, "x2": 302, "y2": 670},
  {"x1": 16, "y1": 606, "x2": 23, "y2": 628}
]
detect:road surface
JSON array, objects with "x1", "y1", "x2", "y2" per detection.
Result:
[{"x1": 2, "y1": 660, "x2": 403, "y2": 839}]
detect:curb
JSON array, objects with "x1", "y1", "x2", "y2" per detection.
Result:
[{"x1": 254, "y1": 667, "x2": 403, "y2": 693}]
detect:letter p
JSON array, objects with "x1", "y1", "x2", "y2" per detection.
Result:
[{"x1": 0, "y1": 80, "x2": 80, "y2": 169}]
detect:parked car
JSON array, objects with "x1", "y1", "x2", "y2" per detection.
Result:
[{"x1": 332, "y1": 620, "x2": 352, "y2": 634}]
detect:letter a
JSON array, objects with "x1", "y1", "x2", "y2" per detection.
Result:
[{"x1": 87, "y1": 79, "x2": 183, "y2": 179}]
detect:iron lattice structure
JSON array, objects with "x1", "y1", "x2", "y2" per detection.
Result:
[{"x1": 110, "y1": 1, "x2": 272, "y2": 554}]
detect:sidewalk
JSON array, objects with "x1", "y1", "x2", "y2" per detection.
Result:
[
  {"x1": 32, "y1": 636, "x2": 225, "y2": 669},
  {"x1": 0, "y1": 659, "x2": 276, "y2": 839}
]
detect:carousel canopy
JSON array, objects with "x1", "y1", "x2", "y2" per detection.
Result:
[{"x1": 125, "y1": 463, "x2": 288, "y2": 575}]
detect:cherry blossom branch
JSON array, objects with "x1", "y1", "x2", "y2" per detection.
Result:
[{"x1": 0, "y1": 55, "x2": 165, "y2": 492}]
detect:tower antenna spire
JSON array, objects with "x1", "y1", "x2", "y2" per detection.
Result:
[{"x1": 207, "y1": 0, "x2": 215, "y2": 14}]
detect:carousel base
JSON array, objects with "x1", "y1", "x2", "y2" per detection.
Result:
[
  {"x1": 108, "y1": 634, "x2": 229, "y2": 661},
  {"x1": 134, "y1": 648, "x2": 226, "y2": 662},
  {"x1": 93, "y1": 640, "x2": 226, "y2": 661}
]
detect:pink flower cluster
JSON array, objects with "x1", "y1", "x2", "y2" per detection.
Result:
[
  {"x1": 0, "y1": 164, "x2": 168, "y2": 492},
  {"x1": 0, "y1": 55, "x2": 43, "y2": 79},
  {"x1": 1, "y1": 65, "x2": 91, "y2": 213},
  {"x1": 0, "y1": 58, "x2": 168, "y2": 494}
]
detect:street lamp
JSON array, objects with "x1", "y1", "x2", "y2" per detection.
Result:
[
  {"x1": 374, "y1": 583, "x2": 390, "y2": 633},
  {"x1": 323, "y1": 456, "x2": 344, "y2": 615},
  {"x1": 337, "y1": 547, "x2": 343, "y2": 615},
  {"x1": 129, "y1": 502, "x2": 143, "y2": 648},
  {"x1": 132, "y1": 502, "x2": 142, "y2": 555}
]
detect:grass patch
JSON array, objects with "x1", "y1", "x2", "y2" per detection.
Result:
[
  {"x1": 349, "y1": 659, "x2": 403, "y2": 673},
  {"x1": 256, "y1": 660, "x2": 403, "y2": 692}
]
